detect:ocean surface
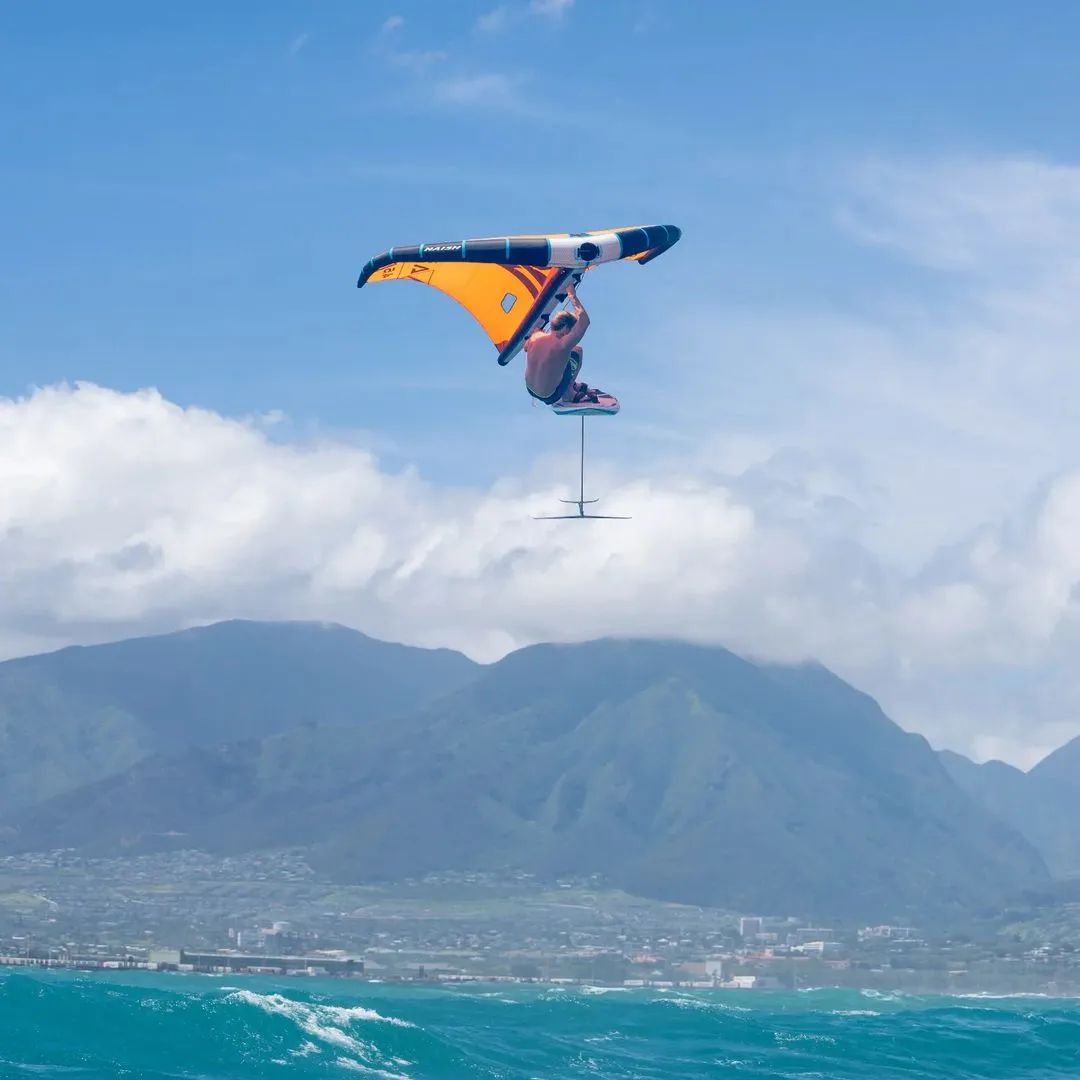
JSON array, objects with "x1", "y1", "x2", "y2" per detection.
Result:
[{"x1": 1, "y1": 971, "x2": 1079, "y2": 1078}]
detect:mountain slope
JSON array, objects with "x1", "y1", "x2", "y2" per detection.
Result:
[
  {"x1": 941, "y1": 749, "x2": 1080, "y2": 878},
  {"x1": 309, "y1": 641, "x2": 1047, "y2": 916},
  {"x1": 1030, "y1": 736, "x2": 1080, "y2": 789},
  {"x1": 0, "y1": 620, "x2": 477, "y2": 814},
  {"x1": 4, "y1": 638, "x2": 1049, "y2": 918}
]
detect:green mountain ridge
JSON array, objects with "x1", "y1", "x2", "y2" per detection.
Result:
[
  {"x1": 0, "y1": 619, "x2": 477, "y2": 815},
  {"x1": 0, "y1": 628, "x2": 1051, "y2": 919}
]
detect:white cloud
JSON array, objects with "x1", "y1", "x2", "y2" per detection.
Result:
[
  {"x1": 287, "y1": 32, "x2": 310, "y2": 56},
  {"x1": 474, "y1": 0, "x2": 575, "y2": 32},
  {"x1": 6, "y1": 155, "x2": 1080, "y2": 770},
  {"x1": 582, "y1": 151, "x2": 1080, "y2": 766},
  {"x1": 368, "y1": 9, "x2": 533, "y2": 111},
  {"x1": 6, "y1": 380, "x2": 1080, "y2": 768},
  {"x1": 637, "y1": 154, "x2": 1080, "y2": 572},
  {"x1": 475, "y1": 6, "x2": 510, "y2": 33},
  {"x1": 386, "y1": 48, "x2": 449, "y2": 74},
  {"x1": 530, "y1": 0, "x2": 575, "y2": 20},
  {"x1": 839, "y1": 157, "x2": 1080, "y2": 275},
  {"x1": 433, "y1": 73, "x2": 521, "y2": 109},
  {"x1": 371, "y1": 15, "x2": 449, "y2": 76}
]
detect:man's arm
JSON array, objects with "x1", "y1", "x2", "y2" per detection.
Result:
[{"x1": 562, "y1": 284, "x2": 590, "y2": 348}]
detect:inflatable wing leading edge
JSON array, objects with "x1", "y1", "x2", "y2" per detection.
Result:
[{"x1": 356, "y1": 224, "x2": 681, "y2": 366}]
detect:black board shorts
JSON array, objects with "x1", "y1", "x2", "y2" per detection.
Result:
[{"x1": 528, "y1": 349, "x2": 583, "y2": 406}]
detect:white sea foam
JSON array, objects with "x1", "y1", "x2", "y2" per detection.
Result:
[
  {"x1": 774, "y1": 1031, "x2": 837, "y2": 1045},
  {"x1": 334, "y1": 1057, "x2": 410, "y2": 1078},
  {"x1": 953, "y1": 991, "x2": 1059, "y2": 1000},
  {"x1": 661, "y1": 993, "x2": 751, "y2": 1014},
  {"x1": 583, "y1": 1031, "x2": 623, "y2": 1044},
  {"x1": 319, "y1": 1002, "x2": 416, "y2": 1029},
  {"x1": 227, "y1": 990, "x2": 413, "y2": 1029},
  {"x1": 225, "y1": 990, "x2": 415, "y2": 1075},
  {"x1": 859, "y1": 989, "x2": 907, "y2": 1002}
]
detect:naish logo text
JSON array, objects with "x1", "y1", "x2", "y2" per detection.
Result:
[{"x1": 423, "y1": 244, "x2": 461, "y2": 252}]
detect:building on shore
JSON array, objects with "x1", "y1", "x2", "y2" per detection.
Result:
[
  {"x1": 158, "y1": 950, "x2": 364, "y2": 976},
  {"x1": 739, "y1": 917, "x2": 763, "y2": 939}
]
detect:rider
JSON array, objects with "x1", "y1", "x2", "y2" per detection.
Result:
[{"x1": 524, "y1": 283, "x2": 597, "y2": 405}]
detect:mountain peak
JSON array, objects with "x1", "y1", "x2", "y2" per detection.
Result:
[
  {"x1": 0, "y1": 619, "x2": 477, "y2": 816},
  {"x1": 1030, "y1": 733, "x2": 1080, "y2": 787},
  {"x1": 0, "y1": 622, "x2": 1052, "y2": 918}
]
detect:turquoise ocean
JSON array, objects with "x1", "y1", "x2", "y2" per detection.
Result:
[{"x1": 2, "y1": 971, "x2": 1079, "y2": 1078}]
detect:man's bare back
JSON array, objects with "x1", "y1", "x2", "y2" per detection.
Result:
[{"x1": 524, "y1": 284, "x2": 591, "y2": 403}]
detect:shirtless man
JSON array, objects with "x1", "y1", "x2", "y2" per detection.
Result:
[{"x1": 523, "y1": 284, "x2": 597, "y2": 406}]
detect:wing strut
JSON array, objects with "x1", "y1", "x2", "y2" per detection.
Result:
[{"x1": 534, "y1": 416, "x2": 630, "y2": 520}]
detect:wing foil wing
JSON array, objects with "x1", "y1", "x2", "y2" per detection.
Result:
[
  {"x1": 357, "y1": 225, "x2": 680, "y2": 363},
  {"x1": 367, "y1": 259, "x2": 563, "y2": 355}
]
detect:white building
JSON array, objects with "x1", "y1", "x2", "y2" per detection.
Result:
[
  {"x1": 795, "y1": 941, "x2": 845, "y2": 957},
  {"x1": 739, "y1": 917, "x2": 763, "y2": 938},
  {"x1": 724, "y1": 974, "x2": 782, "y2": 989}
]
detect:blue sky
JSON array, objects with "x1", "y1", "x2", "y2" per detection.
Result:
[
  {"x1": 5, "y1": 1, "x2": 1077, "y2": 460},
  {"x1": 4, "y1": 1, "x2": 1080, "y2": 764}
]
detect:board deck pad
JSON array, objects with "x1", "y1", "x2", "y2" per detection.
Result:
[{"x1": 551, "y1": 389, "x2": 620, "y2": 417}]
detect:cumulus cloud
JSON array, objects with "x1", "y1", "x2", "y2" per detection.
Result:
[
  {"x1": 581, "y1": 151, "x2": 1080, "y2": 765},
  {"x1": 5, "y1": 155, "x2": 1080, "y2": 769},
  {"x1": 0, "y1": 383, "x2": 777, "y2": 662},
  {"x1": 5, "y1": 380, "x2": 1080, "y2": 767},
  {"x1": 639, "y1": 154, "x2": 1080, "y2": 578}
]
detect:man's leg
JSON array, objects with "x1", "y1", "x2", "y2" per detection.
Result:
[{"x1": 559, "y1": 348, "x2": 584, "y2": 402}]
